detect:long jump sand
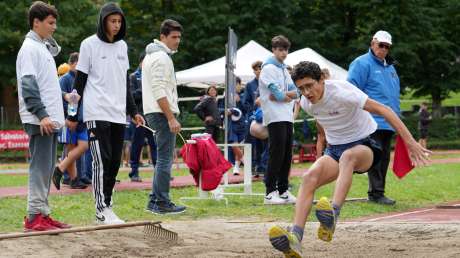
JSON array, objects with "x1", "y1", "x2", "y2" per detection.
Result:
[{"x1": 1, "y1": 219, "x2": 459, "y2": 257}]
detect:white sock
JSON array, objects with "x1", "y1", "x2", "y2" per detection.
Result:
[{"x1": 233, "y1": 162, "x2": 240, "y2": 173}]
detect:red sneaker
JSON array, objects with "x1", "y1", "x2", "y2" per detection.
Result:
[
  {"x1": 42, "y1": 215, "x2": 71, "y2": 229},
  {"x1": 24, "y1": 215, "x2": 58, "y2": 232}
]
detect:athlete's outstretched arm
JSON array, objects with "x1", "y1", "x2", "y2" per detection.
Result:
[{"x1": 364, "y1": 98, "x2": 431, "y2": 166}]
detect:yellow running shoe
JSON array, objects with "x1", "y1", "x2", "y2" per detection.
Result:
[
  {"x1": 315, "y1": 197, "x2": 336, "y2": 242},
  {"x1": 268, "y1": 225, "x2": 302, "y2": 258}
]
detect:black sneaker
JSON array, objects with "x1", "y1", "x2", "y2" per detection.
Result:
[
  {"x1": 146, "y1": 201, "x2": 186, "y2": 215},
  {"x1": 130, "y1": 176, "x2": 142, "y2": 182},
  {"x1": 368, "y1": 196, "x2": 396, "y2": 205},
  {"x1": 52, "y1": 167, "x2": 63, "y2": 190},
  {"x1": 70, "y1": 179, "x2": 88, "y2": 189},
  {"x1": 62, "y1": 178, "x2": 70, "y2": 185},
  {"x1": 80, "y1": 177, "x2": 92, "y2": 185}
]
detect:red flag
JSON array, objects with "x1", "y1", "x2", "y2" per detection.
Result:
[{"x1": 392, "y1": 135, "x2": 415, "y2": 178}]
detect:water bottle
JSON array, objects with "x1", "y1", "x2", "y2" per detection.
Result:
[{"x1": 67, "y1": 89, "x2": 78, "y2": 116}]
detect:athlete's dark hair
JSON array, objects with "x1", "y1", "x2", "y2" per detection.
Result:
[{"x1": 291, "y1": 61, "x2": 322, "y2": 82}]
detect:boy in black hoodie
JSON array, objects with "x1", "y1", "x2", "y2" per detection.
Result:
[{"x1": 65, "y1": 2, "x2": 144, "y2": 224}]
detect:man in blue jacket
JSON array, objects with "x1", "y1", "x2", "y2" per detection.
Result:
[
  {"x1": 242, "y1": 61, "x2": 262, "y2": 115},
  {"x1": 128, "y1": 52, "x2": 157, "y2": 182},
  {"x1": 347, "y1": 30, "x2": 400, "y2": 205},
  {"x1": 243, "y1": 61, "x2": 267, "y2": 175}
]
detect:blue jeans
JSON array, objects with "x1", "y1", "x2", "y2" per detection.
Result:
[
  {"x1": 129, "y1": 122, "x2": 157, "y2": 178},
  {"x1": 145, "y1": 113, "x2": 176, "y2": 204}
]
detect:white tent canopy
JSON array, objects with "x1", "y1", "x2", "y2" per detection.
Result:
[
  {"x1": 176, "y1": 42, "x2": 348, "y2": 87},
  {"x1": 285, "y1": 48, "x2": 348, "y2": 80},
  {"x1": 176, "y1": 40, "x2": 272, "y2": 85}
]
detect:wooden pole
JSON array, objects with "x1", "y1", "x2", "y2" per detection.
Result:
[{"x1": 0, "y1": 220, "x2": 161, "y2": 241}]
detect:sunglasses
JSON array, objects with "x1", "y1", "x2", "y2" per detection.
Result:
[{"x1": 378, "y1": 43, "x2": 391, "y2": 50}]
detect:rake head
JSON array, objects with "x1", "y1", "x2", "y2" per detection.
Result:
[{"x1": 143, "y1": 222, "x2": 178, "y2": 242}]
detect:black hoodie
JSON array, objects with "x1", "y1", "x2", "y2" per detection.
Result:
[{"x1": 96, "y1": 2, "x2": 126, "y2": 43}]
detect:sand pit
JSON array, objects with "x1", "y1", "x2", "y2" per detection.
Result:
[{"x1": 1, "y1": 219, "x2": 460, "y2": 257}]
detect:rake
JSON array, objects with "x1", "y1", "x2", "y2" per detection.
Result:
[
  {"x1": 140, "y1": 124, "x2": 193, "y2": 144},
  {"x1": 0, "y1": 221, "x2": 178, "y2": 242}
]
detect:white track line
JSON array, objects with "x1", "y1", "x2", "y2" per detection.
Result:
[{"x1": 365, "y1": 208, "x2": 435, "y2": 222}]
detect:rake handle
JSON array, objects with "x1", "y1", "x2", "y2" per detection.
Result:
[{"x1": 0, "y1": 220, "x2": 161, "y2": 241}]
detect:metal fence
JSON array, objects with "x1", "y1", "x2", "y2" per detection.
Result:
[{"x1": 2, "y1": 103, "x2": 459, "y2": 130}]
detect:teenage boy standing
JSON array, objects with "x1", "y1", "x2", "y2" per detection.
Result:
[
  {"x1": 143, "y1": 19, "x2": 186, "y2": 214},
  {"x1": 67, "y1": 2, "x2": 144, "y2": 224},
  {"x1": 17, "y1": 1, "x2": 70, "y2": 231},
  {"x1": 259, "y1": 35, "x2": 298, "y2": 205}
]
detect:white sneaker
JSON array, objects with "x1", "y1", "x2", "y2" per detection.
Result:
[
  {"x1": 96, "y1": 207, "x2": 125, "y2": 225},
  {"x1": 279, "y1": 190, "x2": 297, "y2": 204},
  {"x1": 211, "y1": 186, "x2": 224, "y2": 200},
  {"x1": 264, "y1": 191, "x2": 286, "y2": 205}
]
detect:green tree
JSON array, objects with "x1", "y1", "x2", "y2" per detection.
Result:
[
  {"x1": 121, "y1": 0, "x2": 163, "y2": 68},
  {"x1": 0, "y1": 1, "x2": 30, "y2": 90},
  {"x1": 323, "y1": 0, "x2": 457, "y2": 117},
  {"x1": 52, "y1": 0, "x2": 99, "y2": 66},
  {"x1": 0, "y1": 0, "x2": 98, "y2": 99},
  {"x1": 1, "y1": 0, "x2": 458, "y2": 118}
]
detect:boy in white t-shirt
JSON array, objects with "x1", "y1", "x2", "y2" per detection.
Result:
[
  {"x1": 268, "y1": 61, "x2": 431, "y2": 257},
  {"x1": 17, "y1": 1, "x2": 71, "y2": 231},
  {"x1": 66, "y1": 2, "x2": 144, "y2": 225}
]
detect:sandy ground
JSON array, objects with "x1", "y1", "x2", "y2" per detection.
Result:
[{"x1": 1, "y1": 219, "x2": 460, "y2": 258}]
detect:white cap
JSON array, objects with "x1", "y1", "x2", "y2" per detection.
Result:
[{"x1": 373, "y1": 30, "x2": 392, "y2": 45}]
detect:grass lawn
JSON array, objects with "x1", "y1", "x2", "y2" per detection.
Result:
[
  {"x1": 430, "y1": 153, "x2": 460, "y2": 159},
  {"x1": 400, "y1": 91, "x2": 460, "y2": 111},
  {"x1": 0, "y1": 163, "x2": 29, "y2": 170},
  {"x1": 0, "y1": 163, "x2": 459, "y2": 233},
  {"x1": 0, "y1": 169, "x2": 190, "y2": 188}
]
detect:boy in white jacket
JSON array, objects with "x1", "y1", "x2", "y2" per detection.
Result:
[
  {"x1": 142, "y1": 19, "x2": 186, "y2": 214},
  {"x1": 259, "y1": 35, "x2": 299, "y2": 205}
]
